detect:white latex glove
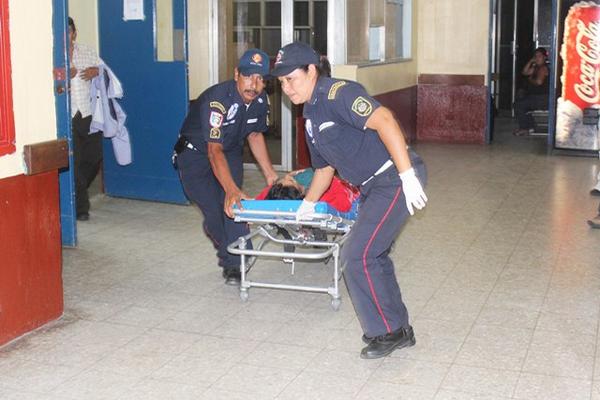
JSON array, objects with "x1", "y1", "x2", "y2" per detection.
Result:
[
  {"x1": 296, "y1": 199, "x2": 316, "y2": 221},
  {"x1": 399, "y1": 167, "x2": 428, "y2": 216}
]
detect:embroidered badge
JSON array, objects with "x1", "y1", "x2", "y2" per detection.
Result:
[
  {"x1": 305, "y1": 119, "x2": 315, "y2": 143},
  {"x1": 210, "y1": 127, "x2": 221, "y2": 139},
  {"x1": 319, "y1": 121, "x2": 335, "y2": 131},
  {"x1": 351, "y1": 96, "x2": 372, "y2": 117},
  {"x1": 209, "y1": 101, "x2": 226, "y2": 113},
  {"x1": 209, "y1": 111, "x2": 223, "y2": 128},
  {"x1": 252, "y1": 53, "x2": 263, "y2": 64},
  {"x1": 275, "y1": 49, "x2": 284, "y2": 64},
  {"x1": 328, "y1": 81, "x2": 347, "y2": 100},
  {"x1": 227, "y1": 103, "x2": 239, "y2": 120}
]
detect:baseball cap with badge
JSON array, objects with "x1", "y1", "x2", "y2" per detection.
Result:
[
  {"x1": 238, "y1": 48, "x2": 270, "y2": 78},
  {"x1": 271, "y1": 42, "x2": 320, "y2": 77}
]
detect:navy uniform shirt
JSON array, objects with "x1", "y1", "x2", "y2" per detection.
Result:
[
  {"x1": 180, "y1": 80, "x2": 269, "y2": 154},
  {"x1": 303, "y1": 77, "x2": 391, "y2": 186}
]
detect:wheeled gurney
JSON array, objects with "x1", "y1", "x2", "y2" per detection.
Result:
[{"x1": 227, "y1": 199, "x2": 357, "y2": 310}]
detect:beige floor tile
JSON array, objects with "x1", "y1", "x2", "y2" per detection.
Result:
[
  {"x1": 121, "y1": 378, "x2": 209, "y2": 400},
  {"x1": 434, "y1": 389, "x2": 512, "y2": 400},
  {"x1": 304, "y1": 348, "x2": 382, "y2": 379},
  {"x1": 276, "y1": 371, "x2": 367, "y2": 399},
  {"x1": 513, "y1": 373, "x2": 592, "y2": 400},
  {"x1": 212, "y1": 363, "x2": 300, "y2": 398},
  {"x1": 522, "y1": 349, "x2": 594, "y2": 380},
  {"x1": 242, "y1": 342, "x2": 321, "y2": 370},
  {"x1": 440, "y1": 365, "x2": 519, "y2": 398},
  {"x1": 454, "y1": 325, "x2": 532, "y2": 371},
  {"x1": 371, "y1": 358, "x2": 450, "y2": 387},
  {"x1": 356, "y1": 380, "x2": 438, "y2": 400}
]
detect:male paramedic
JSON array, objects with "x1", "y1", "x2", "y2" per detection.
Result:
[{"x1": 173, "y1": 49, "x2": 278, "y2": 285}]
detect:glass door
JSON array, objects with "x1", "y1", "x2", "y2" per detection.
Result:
[{"x1": 218, "y1": 0, "x2": 327, "y2": 171}]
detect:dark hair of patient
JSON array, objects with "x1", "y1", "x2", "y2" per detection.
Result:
[{"x1": 265, "y1": 183, "x2": 305, "y2": 200}]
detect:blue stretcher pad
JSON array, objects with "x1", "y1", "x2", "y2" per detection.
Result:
[{"x1": 236, "y1": 199, "x2": 358, "y2": 221}]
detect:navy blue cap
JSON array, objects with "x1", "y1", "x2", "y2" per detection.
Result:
[
  {"x1": 238, "y1": 49, "x2": 270, "y2": 77},
  {"x1": 271, "y1": 42, "x2": 320, "y2": 77}
]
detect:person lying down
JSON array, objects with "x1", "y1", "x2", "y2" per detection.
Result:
[{"x1": 255, "y1": 168, "x2": 359, "y2": 212}]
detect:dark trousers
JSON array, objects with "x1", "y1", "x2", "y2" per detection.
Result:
[
  {"x1": 342, "y1": 152, "x2": 427, "y2": 338},
  {"x1": 72, "y1": 112, "x2": 103, "y2": 215},
  {"x1": 177, "y1": 148, "x2": 250, "y2": 270},
  {"x1": 514, "y1": 94, "x2": 548, "y2": 129}
]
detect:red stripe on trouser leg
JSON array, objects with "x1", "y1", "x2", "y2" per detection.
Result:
[{"x1": 361, "y1": 187, "x2": 403, "y2": 334}]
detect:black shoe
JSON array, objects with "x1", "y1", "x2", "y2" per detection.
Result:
[
  {"x1": 360, "y1": 326, "x2": 416, "y2": 359},
  {"x1": 361, "y1": 334, "x2": 372, "y2": 344},
  {"x1": 222, "y1": 269, "x2": 241, "y2": 286},
  {"x1": 588, "y1": 216, "x2": 600, "y2": 229},
  {"x1": 76, "y1": 212, "x2": 90, "y2": 221},
  {"x1": 591, "y1": 189, "x2": 600, "y2": 197}
]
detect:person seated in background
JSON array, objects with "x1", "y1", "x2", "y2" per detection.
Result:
[
  {"x1": 591, "y1": 171, "x2": 600, "y2": 196},
  {"x1": 588, "y1": 201, "x2": 600, "y2": 229},
  {"x1": 255, "y1": 168, "x2": 360, "y2": 212},
  {"x1": 513, "y1": 47, "x2": 549, "y2": 136}
]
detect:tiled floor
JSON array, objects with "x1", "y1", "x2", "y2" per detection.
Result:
[{"x1": 1, "y1": 117, "x2": 600, "y2": 399}]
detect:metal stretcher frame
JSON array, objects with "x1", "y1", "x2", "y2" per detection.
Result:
[{"x1": 227, "y1": 200, "x2": 356, "y2": 310}]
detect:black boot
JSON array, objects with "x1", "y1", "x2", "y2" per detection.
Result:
[
  {"x1": 222, "y1": 268, "x2": 241, "y2": 285},
  {"x1": 360, "y1": 326, "x2": 415, "y2": 359},
  {"x1": 588, "y1": 215, "x2": 600, "y2": 229}
]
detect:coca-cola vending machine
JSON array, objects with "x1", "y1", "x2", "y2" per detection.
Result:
[{"x1": 555, "y1": 0, "x2": 600, "y2": 151}]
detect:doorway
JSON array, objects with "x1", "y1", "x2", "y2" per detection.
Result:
[
  {"x1": 217, "y1": 0, "x2": 327, "y2": 171},
  {"x1": 494, "y1": 0, "x2": 552, "y2": 112},
  {"x1": 492, "y1": 0, "x2": 553, "y2": 144}
]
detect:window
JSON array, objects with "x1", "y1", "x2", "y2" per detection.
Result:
[
  {"x1": 0, "y1": 0, "x2": 15, "y2": 156},
  {"x1": 347, "y1": 0, "x2": 412, "y2": 64},
  {"x1": 232, "y1": 0, "x2": 327, "y2": 58}
]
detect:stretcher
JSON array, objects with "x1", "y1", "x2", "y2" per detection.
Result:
[{"x1": 227, "y1": 199, "x2": 358, "y2": 310}]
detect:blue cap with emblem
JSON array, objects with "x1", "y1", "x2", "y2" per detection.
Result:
[
  {"x1": 271, "y1": 42, "x2": 320, "y2": 77},
  {"x1": 238, "y1": 48, "x2": 270, "y2": 78}
]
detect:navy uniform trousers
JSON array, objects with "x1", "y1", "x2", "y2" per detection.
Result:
[
  {"x1": 342, "y1": 153, "x2": 427, "y2": 338},
  {"x1": 72, "y1": 111, "x2": 103, "y2": 215},
  {"x1": 177, "y1": 147, "x2": 250, "y2": 270}
]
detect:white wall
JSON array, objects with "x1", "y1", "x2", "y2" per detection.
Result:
[
  {"x1": 332, "y1": 0, "x2": 419, "y2": 96},
  {"x1": 0, "y1": 0, "x2": 57, "y2": 179},
  {"x1": 69, "y1": 0, "x2": 99, "y2": 52},
  {"x1": 187, "y1": 0, "x2": 211, "y2": 99},
  {"x1": 417, "y1": 0, "x2": 489, "y2": 77}
]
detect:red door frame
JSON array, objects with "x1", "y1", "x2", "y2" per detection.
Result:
[{"x1": 0, "y1": 0, "x2": 15, "y2": 156}]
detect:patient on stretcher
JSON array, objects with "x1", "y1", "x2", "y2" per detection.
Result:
[{"x1": 255, "y1": 168, "x2": 359, "y2": 212}]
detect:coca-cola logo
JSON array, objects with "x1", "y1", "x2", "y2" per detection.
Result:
[{"x1": 574, "y1": 19, "x2": 600, "y2": 104}]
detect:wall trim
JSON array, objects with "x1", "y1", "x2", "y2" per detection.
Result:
[
  {"x1": 418, "y1": 74, "x2": 485, "y2": 86},
  {"x1": 23, "y1": 139, "x2": 68, "y2": 175}
]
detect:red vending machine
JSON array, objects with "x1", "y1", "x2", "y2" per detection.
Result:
[{"x1": 555, "y1": 1, "x2": 600, "y2": 151}]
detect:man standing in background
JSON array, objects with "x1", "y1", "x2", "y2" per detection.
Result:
[{"x1": 69, "y1": 17, "x2": 102, "y2": 221}]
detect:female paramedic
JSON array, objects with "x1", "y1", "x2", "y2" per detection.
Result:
[{"x1": 271, "y1": 42, "x2": 428, "y2": 359}]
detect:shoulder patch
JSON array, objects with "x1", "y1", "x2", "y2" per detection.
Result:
[
  {"x1": 209, "y1": 111, "x2": 224, "y2": 128},
  {"x1": 351, "y1": 96, "x2": 373, "y2": 117},
  {"x1": 328, "y1": 81, "x2": 347, "y2": 100},
  {"x1": 210, "y1": 127, "x2": 221, "y2": 139},
  {"x1": 209, "y1": 101, "x2": 226, "y2": 113}
]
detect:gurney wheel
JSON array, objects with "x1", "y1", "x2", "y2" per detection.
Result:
[
  {"x1": 240, "y1": 290, "x2": 249, "y2": 302},
  {"x1": 330, "y1": 298, "x2": 341, "y2": 311}
]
